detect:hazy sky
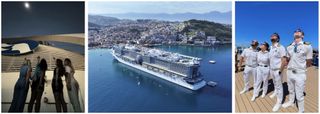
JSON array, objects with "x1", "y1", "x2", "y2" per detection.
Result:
[
  {"x1": 2, "y1": 2, "x2": 84, "y2": 38},
  {"x1": 236, "y1": 2, "x2": 318, "y2": 48},
  {"x1": 89, "y1": 1, "x2": 232, "y2": 14}
]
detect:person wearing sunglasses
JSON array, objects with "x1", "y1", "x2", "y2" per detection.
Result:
[
  {"x1": 268, "y1": 33, "x2": 287, "y2": 112},
  {"x1": 251, "y1": 42, "x2": 270, "y2": 102},
  {"x1": 282, "y1": 29, "x2": 312, "y2": 113},
  {"x1": 238, "y1": 40, "x2": 259, "y2": 94}
]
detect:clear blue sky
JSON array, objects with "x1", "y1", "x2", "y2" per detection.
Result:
[
  {"x1": 236, "y1": 2, "x2": 318, "y2": 49},
  {"x1": 89, "y1": 1, "x2": 231, "y2": 14}
]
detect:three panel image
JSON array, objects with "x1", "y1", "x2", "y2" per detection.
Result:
[{"x1": 0, "y1": 0, "x2": 319, "y2": 113}]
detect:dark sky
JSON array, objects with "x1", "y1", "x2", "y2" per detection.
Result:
[{"x1": 2, "y1": 2, "x2": 84, "y2": 38}]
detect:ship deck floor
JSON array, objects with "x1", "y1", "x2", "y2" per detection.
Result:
[{"x1": 235, "y1": 66, "x2": 318, "y2": 112}]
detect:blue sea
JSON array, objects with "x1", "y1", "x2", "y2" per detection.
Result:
[{"x1": 89, "y1": 44, "x2": 232, "y2": 112}]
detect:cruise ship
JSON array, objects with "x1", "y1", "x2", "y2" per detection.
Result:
[{"x1": 112, "y1": 44, "x2": 206, "y2": 90}]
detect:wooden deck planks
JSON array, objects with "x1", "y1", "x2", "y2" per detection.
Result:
[{"x1": 235, "y1": 67, "x2": 318, "y2": 113}]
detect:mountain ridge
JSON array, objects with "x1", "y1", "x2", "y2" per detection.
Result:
[{"x1": 89, "y1": 11, "x2": 231, "y2": 24}]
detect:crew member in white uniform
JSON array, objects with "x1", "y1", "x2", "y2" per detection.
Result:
[
  {"x1": 239, "y1": 40, "x2": 259, "y2": 94},
  {"x1": 282, "y1": 29, "x2": 312, "y2": 113},
  {"x1": 269, "y1": 33, "x2": 286, "y2": 112},
  {"x1": 251, "y1": 42, "x2": 270, "y2": 101}
]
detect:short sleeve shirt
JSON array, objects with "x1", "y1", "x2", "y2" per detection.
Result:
[
  {"x1": 287, "y1": 41, "x2": 313, "y2": 70},
  {"x1": 269, "y1": 43, "x2": 286, "y2": 69},
  {"x1": 241, "y1": 47, "x2": 258, "y2": 66},
  {"x1": 257, "y1": 51, "x2": 269, "y2": 66}
]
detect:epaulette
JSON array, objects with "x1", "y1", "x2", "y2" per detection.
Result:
[
  {"x1": 277, "y1": 43, "x2": 281, "y2": 47},
  {"x1": 304, "y1": 42, "x2": 311, "y2": 45}
]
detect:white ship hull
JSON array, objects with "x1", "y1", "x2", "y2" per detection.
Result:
[{"x1": 111, "y1": 50, "x2": 206, "y2": 90}]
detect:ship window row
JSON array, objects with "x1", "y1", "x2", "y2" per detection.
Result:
[
  {"x1": 144, "y1": 57, "x2": 189, "y2": 75},
  {"x1": 143, "y1": 63, "x2": 183, "y2": 78},
  {"x1": 156, "y1": 59, "x2": 186, "y2": 73}
]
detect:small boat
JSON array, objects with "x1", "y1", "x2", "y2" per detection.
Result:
[
  {"x1": 209, "y1": 60, "x2": 216, "y2": 64},
  {"x1": 207, "y1": 81, "x2": 217, "y2": 87}
]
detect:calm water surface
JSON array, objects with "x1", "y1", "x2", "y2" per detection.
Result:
[{"x1": 89, "y1": 44, "x2": 232, "y2": 112}]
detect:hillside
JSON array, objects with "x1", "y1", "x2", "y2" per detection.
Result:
[
  {"x1": 182, "y1": 19, "x2": 232, "y2": 39},
  {"x1": 88, "y1": 15, "x2": 121, "y2": 26}
]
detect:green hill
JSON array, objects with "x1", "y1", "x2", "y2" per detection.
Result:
[{"x1": 182, "y1": 19, "x2": 232, "y2": 39}]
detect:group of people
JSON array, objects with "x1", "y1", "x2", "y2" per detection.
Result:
[
  {"x1": 238, "y1": 29, "x2": 313, "y2": 113},
  {"x1": 8, "y1": 56, "x2": 82, "y2": 112}
]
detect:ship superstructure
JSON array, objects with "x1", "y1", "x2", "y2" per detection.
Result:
[{"x1": 112, "y1": 44, "x2": 206, "y2": 90}]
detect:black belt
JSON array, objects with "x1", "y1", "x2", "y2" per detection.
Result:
[
  {"x1": 246, "y1": 65, "x2": 257, "y2": 67},
  {"x1": 292, "y1": 70, "x2": 297, "y2": 74},
  {"x1": 288, "y1": 68, "x2": 305, "y2": 74},
  {"x1": 258, "y1": 64, "x2": 268, "y2": 67}
]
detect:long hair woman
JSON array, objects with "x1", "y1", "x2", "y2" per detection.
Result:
[
  {"x1": 8, "y1": 59, "x2": 32, "y2": 112},
  {"x1": 28, "y1": 58, "x2": 47, "y2": 112},
  {"x1": 64, "y1": 58, "x2": 82, "y2": 112},
  {"x1": 52, "y1": 59, "x2": 67, "y2": 112}
]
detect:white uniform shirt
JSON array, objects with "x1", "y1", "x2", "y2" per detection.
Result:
[
  {"x1": 257, "y1": 50, "x2": 269, "y2": 66},
  {"x1": 287, "y1": 41, "x2": 313, "y2": 70},
  {"x1": 269, "y1": 43, "x2": 286, "y2": 70},
  {"x1": 241, "y1": 47, "x2": 258, "y2": 67}
]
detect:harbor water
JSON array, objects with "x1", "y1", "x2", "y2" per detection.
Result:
[{"x1": 89, "y1": 44, "x2": 232, "y2": 112}]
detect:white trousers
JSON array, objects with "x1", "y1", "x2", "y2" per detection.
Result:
[
  {"x1": 287, "y1": 69, "x2": 306, "y2": 112},
  {"x1": 270, "y1": 69, "x2": 283, "y2": 104},
  {"x1": 243, "y1": 66, "x2": 257, "y2": 91},
  {"x1": 253, "y1": 66, "x2": 270, "y2": 97}
]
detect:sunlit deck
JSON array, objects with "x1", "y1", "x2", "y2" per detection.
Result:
[{"x1": 235, "y1": 66, "x2": 318, "y2": 112}]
